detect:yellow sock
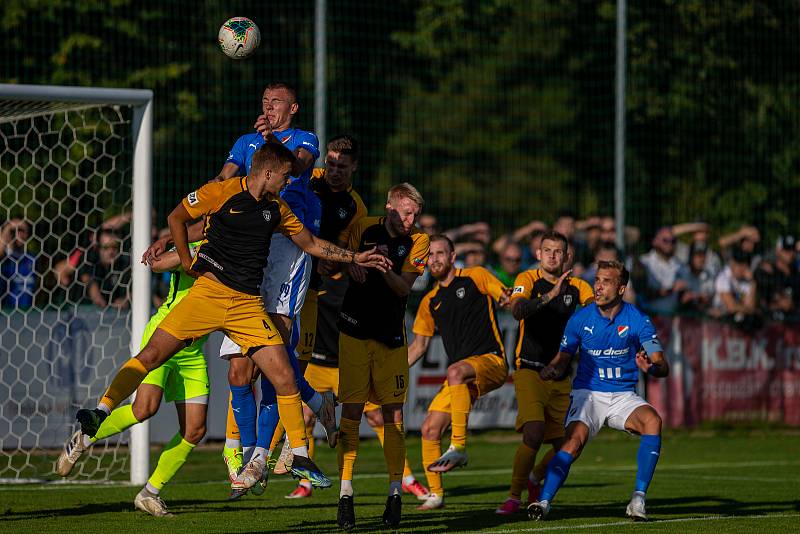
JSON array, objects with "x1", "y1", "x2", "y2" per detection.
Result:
[
  {"x1": 276, "y1": 393, "x2": 306, "y2": 450},
  {"x1": 306, "y1": 420, "x2": 316, "y2": 459},
  {"x1": 270, "y1": 420, "x2": 285, "y2": 451},
  {"x1": 148, "y1": 433, "x2": 196, "y2": 490},
  {"x1": 403, "y1": 457, "x2": 413, "y2": 479},
  {"x1": 382, "y1": 422, "x2": 405, "y2": 483},
  {"x1": 450, "y1": 383, "x2": 471, "y2": 449},
  {"x1": 422, "y1": 437, "x2": 444, "y2": 495},
  {"x1": 510, "y1": 442, "x2": 537, "y2": 500},
  {"x1": 533, "y1": 447, "x2": 556, "y2": 482},
  {"x1": 225, "y1": 392, "x2": 240, "y2": 441},
  {"x1": 337, "y1": 417, "x2": 360, "y2": 481},
  {"x1": 373, "y1": 424, "x2": 385, "y2": 446},
  {"x1": 100, "y1": 358, "x2": 148, "y2": 411}
]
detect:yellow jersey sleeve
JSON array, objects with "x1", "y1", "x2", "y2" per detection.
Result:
[
  {"x1": 277, "y1": 198, "x2": 305, "y2": 237},
  {"x1": 575, "y1": 278, "x2": 595, "y2": 305},
  {"x1": 347, "y1": 217, "x2": 369, "y2": 251},
  {"x1": 510, "y1": 271, "x2": 535, "y2": 301},
  {"x1": 463, "y1": 266, "x2": 507, "y2": 300},
  {"x1": 403, "y1": 230, "x2": 430, "y2": 274},
  {"x1": 412, "y1": 289, "x2": 436, "y2": 337},
  {"x1": 182, "y1": 181, "x2": 227, "y2": 219},
  {"x1": 338, "y1": 190, "x2": 368, "y2": 247}
]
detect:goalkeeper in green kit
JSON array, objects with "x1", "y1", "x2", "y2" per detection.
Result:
[{"x1": 56, "y1": 242, "x2": 210, "y2": 518}]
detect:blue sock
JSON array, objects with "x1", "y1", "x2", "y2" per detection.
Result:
[
  {"x1": 635, "y1": 434, "x2": 661, "y2": 493},
  {"x1": 230, "y1": 384, "x2": 257, "y2": 447},
  {"x1": 540, "y1": 450, "x2": 575, "y2": 502},
  {"x1": 256, "y1": 402, "x2": 281, "y2": 449},
  {"x1": 285, "y1": 343, "x2": 317, "y2": 404}
]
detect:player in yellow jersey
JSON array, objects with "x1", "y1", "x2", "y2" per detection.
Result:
[
  {"x1": 336, "y1": 183, "x2": 430, "y2": 530},
  {"x1": 408, "y1": 235, "x2": 511, "y2": 510},
  {"x1": 496, "y1": 230, "x2": 594, "y2": 515},
  {"x1": 68, "y1": 143, "x2": 390, "y2": 493}
]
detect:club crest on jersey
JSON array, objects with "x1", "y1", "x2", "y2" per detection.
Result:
[
  {"x1": 456, "y1": 287, "x2": 466, "y2": 299},
  {"x1": 187, "y1": 191, "x2": 199, "y2": 206},
  {"x1": 338, "y1": 207, "x2": 348, "y2": 219},
  {"x1": 397, "y1": 245, "x2": 407, "y2": 257},
  {"x1": 563, "y1": 294, "x2": 573, "y2": 306},
  {"x1": 618, "y1": 325, "x2": 629, "y2": 338},
  {"x1": 413, "y1": 257, "x2": 426, "y2": 267},
  {"x1": 263, "y1": 210, "x2": 272, "y2": 222}
]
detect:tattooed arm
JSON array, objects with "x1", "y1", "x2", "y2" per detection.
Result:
[{"x1": 290, "y1": 228, "x2": 392, "y2": 271}]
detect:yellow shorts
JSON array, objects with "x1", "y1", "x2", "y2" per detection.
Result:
[
  {"x1": 303, "y1": 362, "x2": 384, "y2": 413},
  {"x1": 157, "y1": 275, "x2": 283, "y2": 355},
  {"x1": 304, "y1": 360, "x2": 338, "y2": 395},
  {"x1": 339, "y1": 333, "x2": 408, "y2": 405},
  {"x1": 513, "y1": 368, "x2": 571, "y2": 441},
  {"x1": 428, "y1": 353, "x2": 508, "y2": 413},
  {"x1": 297, "y1": 288, "x2": 318, "y2": 362}
]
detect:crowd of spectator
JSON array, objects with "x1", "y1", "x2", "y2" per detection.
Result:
[
  {"x1": 413, "y1": 212, "x2": 800, "y2": 328},
  {"x1": 2, "y1": 209, "x2": 799, "y2": 329}
]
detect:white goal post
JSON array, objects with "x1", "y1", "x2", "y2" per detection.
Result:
[{"x1": 0, "y1": 84, "x2": 152, "y2": 484}]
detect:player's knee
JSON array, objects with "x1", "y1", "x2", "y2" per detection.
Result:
[
  {"x1": 131, "y1": 398, "x2": 158, "y2": 421},
  {"x1": 227, "y1": 363, "x2": 250, "y2": 387},
  {"x1": 446, "y1": 364, "x2": 467, "y2": 385},
  {"x1": 136, "y1": 348, "x2": 161, "y2": 370},
  {"x1": 521, "y1": 423, "x2": 545, "y2": 449},
  {"x1": 644, "y1": 410, "x2": 662, "y2": 434},
  {"x1": 364, "y1": 408, "x2": 383, "y2": 427},
  {"x1": 183, "y1": 423, "x2": 206, "y2": 444},
  {"x1": 420, "y1": 419, "x2": 441, "y2": 441}
]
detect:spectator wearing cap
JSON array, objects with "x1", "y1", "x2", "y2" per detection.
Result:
[
  {"x1": 754, "y1": 235, "x2": 800, "y2": 320},
  {"x1": 673, "y1": 221, "x2": 722, "y2": 278},
  {"x1": 678, "y1": 241, "x2": 715, "y2": 313},
  {"x1": 639, "y1": 226, "x2": 688, "y2": 315},
  {"x1": 712, "y1": 247, "x2": 758, "y2": 326}
]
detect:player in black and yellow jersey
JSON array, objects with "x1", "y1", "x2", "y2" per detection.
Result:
[
  {"x1": 72, "y1": 143, "x2": 390, "y2": 492},
  {"x1": 407, "y1": 235, "x2": 511, "y2": 510},
  {"x1": 336, "y1": 183, "x2": 430, "y2": 530},
  {"x1": 496, "y1": 230, "x2": 593, "y2": 515}
]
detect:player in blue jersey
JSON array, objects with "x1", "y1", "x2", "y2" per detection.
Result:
[
  {"x1": 528, "y1": 260, "x2": 669, "y2": 522},
  {"x1": 211, "y1": 83, "x2": 336, "y2": 496}
]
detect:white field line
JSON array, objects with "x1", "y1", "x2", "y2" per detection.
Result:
[
  {"x1": 2, "y1": 458, "x2": 798, "y2": 491},
  {"x1": 476, "y1": 513, "x2": 800, "y2": 533}
]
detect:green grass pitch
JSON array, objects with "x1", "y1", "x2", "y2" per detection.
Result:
[{"x1": 2, "y1": 428, "x2": 798, "y2": 533}]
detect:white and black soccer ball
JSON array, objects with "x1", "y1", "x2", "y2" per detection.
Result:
[{"x1": 218, "y1": 17, "x2": 261, "y2": 59}]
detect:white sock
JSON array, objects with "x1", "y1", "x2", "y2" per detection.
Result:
[
  {"x1": 96, "y1": 403, "x2": 111, "y2": 415},
  {"x1": 291, "y1": 445, "x2": 309, "y2": 457},
  {"x1": 242, "y1": 446, "x2": 254, "y2": 463},
  {"x1": 402, "y1": 475, "x2": 415, "y2": 485},
  {"x1": 340, "y1": 479, "x2": 353, "y2": 497},
  {"x1": 389, "y1": 481, "x2": 402, "y2": 496},
  {"x1": 307, "y1": 392, "x2": 323, "y2": 414},
  {"x1": 225, "y1": 438, "x2": 240, "y2": 449},
  {"x1": 252, "y1": 446, "x2": 268, "y2": 465},
  {"x1": 144, "y1": 482, "x2": 160, "y2": 495}
]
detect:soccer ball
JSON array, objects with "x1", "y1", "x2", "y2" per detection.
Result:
[{"x1": 218, "y1": 17, "x2": 261, "y2": 59}]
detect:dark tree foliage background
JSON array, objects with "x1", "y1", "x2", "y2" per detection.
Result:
[{"x1": 2, "y1": 0, "x2": 799, "y2": 246}]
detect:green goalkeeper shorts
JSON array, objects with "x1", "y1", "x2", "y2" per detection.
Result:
[{"x1": 139, "y1": 314, "x2": 210, "y2": 403}]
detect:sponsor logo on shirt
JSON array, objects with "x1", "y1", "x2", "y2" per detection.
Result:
[
  {"x1": 584, "y1": 325, "x2": 595, "y2": 335},
  {"x1": 587, "y1": 347, "x2": 630, "y2": 357},
  {"x1": 187, "y1": 191, "x2": 199, "y2": 206}
]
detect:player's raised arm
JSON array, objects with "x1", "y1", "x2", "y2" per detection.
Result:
[{"x1": 290, "y1": 228, "x2": 391, "y2": 271}]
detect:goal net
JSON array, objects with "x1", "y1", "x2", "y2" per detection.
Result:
[{"x1": 0, "y1": 84, "x2": 152, "y2": 483}]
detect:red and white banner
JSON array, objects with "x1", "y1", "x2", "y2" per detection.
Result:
[{"x1": 646, "y1": 316, "x2": 800, "y2": 426}]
